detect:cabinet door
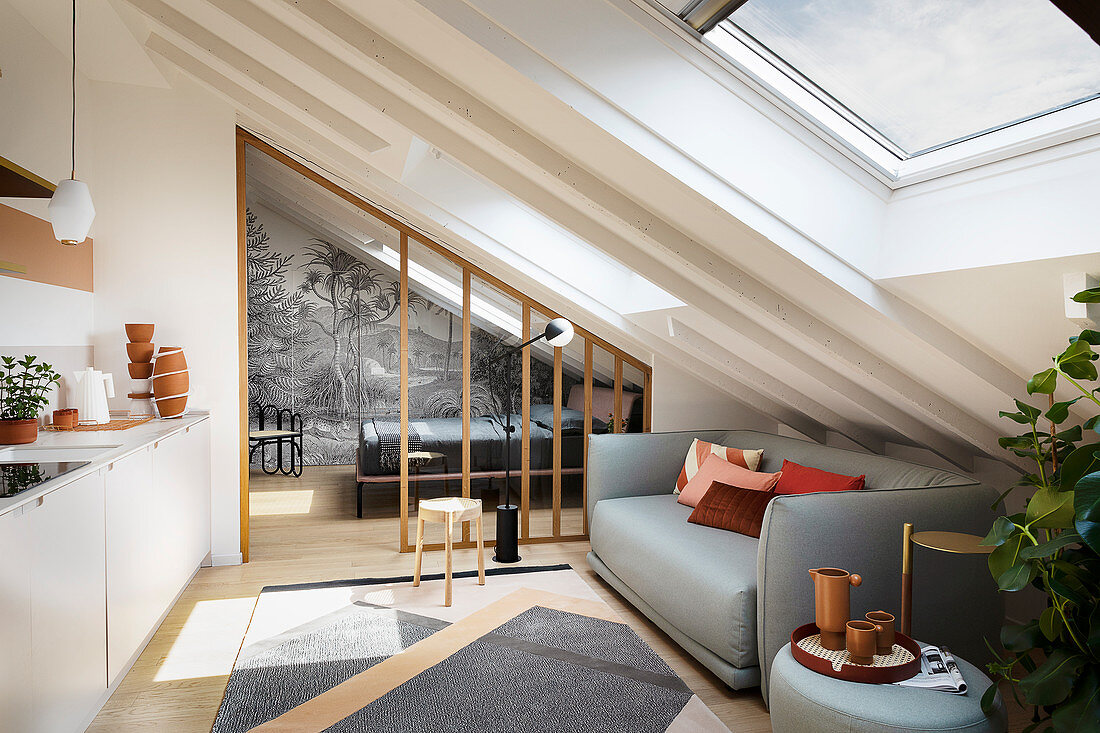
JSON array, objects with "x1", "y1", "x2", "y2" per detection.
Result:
[
  {"x1": 30, "y1": 471, "x2": 107, "y2": 733},
  {"x1": 181, "y1": 420, "x2": 212, "y2": 567},
  {"x1": 0, "y1": 507, "x2": 33, "y2": 732},
  {"x1": 105, "y1": 447, "x2": 157, "y2": 685},
  {"x1": 150, "y1": 421, "x2": 211, "y2": 603}
]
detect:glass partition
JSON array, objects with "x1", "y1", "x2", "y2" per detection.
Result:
[
  {"x1": 559, "y1": 331, "x2": 587, "y2": 537},
  {"x1": 622, "y1": 361, "x2": 646, "y2": 434}
]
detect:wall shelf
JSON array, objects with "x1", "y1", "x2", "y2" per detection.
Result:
[{"x1": 0, "y1": 259, "x2": 28, "y2": 275}]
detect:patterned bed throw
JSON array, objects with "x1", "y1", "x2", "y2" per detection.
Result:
[{"x1": 373, "y1": 419, "x2": 421, "y2": 474}]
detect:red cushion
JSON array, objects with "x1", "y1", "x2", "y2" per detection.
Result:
[
  {"x1": 687, "y1": 482, "x2": 776, "y2": 538},
  {"x1": 774, "y1": 459, "x2": 865, "y2": 494},
  {"x1": 677, "y1": 453, "x2": 782, "y2": 508}
]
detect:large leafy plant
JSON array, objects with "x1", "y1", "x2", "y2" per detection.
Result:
[
  {"x1": 981, "y1": 287, "x2": 1100, "y2": 730},
  {"x1": 0, "y1": 355, "x2": 61, "y2": 421}
]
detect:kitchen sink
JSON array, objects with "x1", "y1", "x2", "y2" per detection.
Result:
[{"x1": 0, "y1": 445, "x2": 121, "y2": 463}]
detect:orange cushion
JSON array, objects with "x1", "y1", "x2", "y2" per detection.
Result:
[
  {"x1": 675, "y1": 438, "x2": 763, "y2": 494},
  {"x1": 774, "y1": 459, "x2": 865, "y2": 494},
  {"x1": 688, "y1": 482, "x2": 777, "y2": 538},
  {"x1": 677, "y1": 453, "x2": 782, "y2": 508}
]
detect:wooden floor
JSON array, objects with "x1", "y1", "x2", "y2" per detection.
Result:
[{"x1": 90, "y1": 465, "x2": 1028, "y2": 732}]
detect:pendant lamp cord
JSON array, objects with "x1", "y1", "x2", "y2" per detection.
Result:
[{"x1": 71, "y1": 0, "x2": 77, "y2": 180}]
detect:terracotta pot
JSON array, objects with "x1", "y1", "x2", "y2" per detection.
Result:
[
  {"x1": 152, "y1": 371, "x2": 189, "y2": 398},
  {"x1": 0, "y1": 419, "x2": 38, "y2": 445},
  {"x1": 153, "y1": 347, "x2": 187, "y2": 373},
  {"x1": 52, "y1": 410, "x2": 76, "y2": 429},
  {"x1": 809, "y1": 567, "x2": 862, "y2": 651},
  {"x1": 846, "y1": 620, "x2": 882, "y2": 665},
  {"x1": 124, "y1": 323, "x2": 155, "y2": 343},
  {"x1": 126, "y1": 342, "x2": 155, "y2": 363},
  {"x1": 127, "y1": 362, "x2": 154, "y2": 379},
  {"x1": 155, "y1": 395, "x2": 188, "y2": 419},
  {"x1": 866, "y1": 611, "x2": 896, "y2": 655}
]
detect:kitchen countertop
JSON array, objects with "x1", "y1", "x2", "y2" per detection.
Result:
[{"x1": 0, "y1": 411, "x2": 211, "y2": 517}]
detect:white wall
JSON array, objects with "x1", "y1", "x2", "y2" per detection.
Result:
[
  {"x1": 0, "y1": 3, "x2": 242, "y2": 564},
  {"x1": 651, "y1": 355, "x2": 778, "y2": 433}
]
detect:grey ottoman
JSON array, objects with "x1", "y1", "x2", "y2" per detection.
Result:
[{"x1": 769, "y1": 644, "x2": 1007, "y2": 733}]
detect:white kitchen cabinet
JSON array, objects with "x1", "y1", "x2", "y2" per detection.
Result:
[
  {"x1": 0, "y1": 505, "x2": 33, "y2": 732},
  {"x1": 105, "y1": 445, "x2": 157, "y2": 685},
  {"x1": 29, "y1": 470, "x2": 108, "y2": 733}
]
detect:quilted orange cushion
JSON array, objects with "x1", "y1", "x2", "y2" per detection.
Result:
[
  {"x1": 677, "y1": 454, "x2": 782, "y2": 508},
  {"x1": 688, "y1": 482, "x2": 777, "y2": 538},
  {"x1": 675, "y1": 438, "x2": 763, "y2": 494}
]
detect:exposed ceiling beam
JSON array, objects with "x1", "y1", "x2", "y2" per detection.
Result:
[
  {"x1": 679, "y1": 0, "x2": 749, "y2": 34},
  {"x1": 1051, "y1": 0, "x2": 1100, "y2": 46}
]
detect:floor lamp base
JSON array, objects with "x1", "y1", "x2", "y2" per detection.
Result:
[{"x1": 493, "y1": 504, "x2": 521, "y2": 563}]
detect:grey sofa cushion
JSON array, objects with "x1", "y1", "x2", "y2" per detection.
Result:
[{"x1": 589, "y1": 493, "x2": 760, "y2": 668}]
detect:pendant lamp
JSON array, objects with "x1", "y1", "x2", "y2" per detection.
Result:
[{"x1": 49, "y1": 0, "x2": 95, "y2": 246}]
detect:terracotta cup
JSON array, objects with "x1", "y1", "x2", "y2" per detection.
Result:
[
  {"x1": 52, "y1": 409, "x2": 76, "y2": 429},
  {"x1": 809, "y1": 567, "x2": 863, "y2": 651},
  {"x1": 866, "y1": 610, "x2": 896, "y2": 655},
  {"x1": 153, "y1": 347, "x2": 187, "y2": 373},
  {"x1": 152, "y1": 371, "x2": 189, "y2": 399},
  {"x1": 846, "y1": 620, "x2": 882, "y2": 665},
  {"x1": 126, "y1": 342, "x2": 155, "y2": 363},
  {"x1": 155, "y1": 395, "x2": 188, "y2": 419},
  {"x1": 127, "y1": 362, "x2": 154, "y2": 379},
  {"x1": 124, "y1": 323, "x2": 155, "y2": 343}
]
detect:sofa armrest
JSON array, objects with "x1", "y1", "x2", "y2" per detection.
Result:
[
  {"x1": 756, "y1": 483, "x2": 1003, "y2": 704},
  {"x1": 586, "y1": 431, "x2": 725, "y2": 518}
]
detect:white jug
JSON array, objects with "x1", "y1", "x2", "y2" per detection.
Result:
[{"x1": 73, "y1": 367, "x2": 114, "y2": 425}]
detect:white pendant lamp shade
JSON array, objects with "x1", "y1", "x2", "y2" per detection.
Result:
[
  {"x1": 544, "y1": 317, "x2": 575, "y2": 347},
  {"x1": 49, "y1": 179, "x2": 95, "y2": 245}
]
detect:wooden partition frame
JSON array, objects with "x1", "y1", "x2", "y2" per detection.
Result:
[{"x1": 235, "y1": 127, "x2": 651, "y2": 556}]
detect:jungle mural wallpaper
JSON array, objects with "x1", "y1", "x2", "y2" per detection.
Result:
[{"x1": 246, "y1": 205, "x2": 572, "y2": 466}]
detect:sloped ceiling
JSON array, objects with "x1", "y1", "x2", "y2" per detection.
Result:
[{"x1": 107, "y1": 0, "x2": 1100, "y2": 471}]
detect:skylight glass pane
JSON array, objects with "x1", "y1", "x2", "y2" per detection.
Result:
[{"x1": 718, "y1": 0, "x2": 1100, "y2": 154}]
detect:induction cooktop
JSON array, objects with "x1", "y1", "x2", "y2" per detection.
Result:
[{"x1": 0, "y1": 461, "x2": 90, "y2": 499}]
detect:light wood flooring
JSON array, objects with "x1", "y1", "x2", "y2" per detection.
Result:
[{"x1": 90, "y1": 465, "x2": 1028, "y2": 732}]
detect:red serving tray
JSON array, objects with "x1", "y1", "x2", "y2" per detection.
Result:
[{"x1": 790, "y1": 623, "x2": 922, "y2": 684}]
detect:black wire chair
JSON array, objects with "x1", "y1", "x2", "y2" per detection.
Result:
[{"x1": 248, "y1": 405, "x2": 304, "y2": 477}]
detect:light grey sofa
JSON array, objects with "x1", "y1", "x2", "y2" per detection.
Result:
[{"x1": 585, "y1": 430, "x2": 1003, "y2": 704}]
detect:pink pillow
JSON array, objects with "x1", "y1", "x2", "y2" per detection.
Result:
[{"x1": 677, "y1": 454, "x2": 782, "y2": 508}]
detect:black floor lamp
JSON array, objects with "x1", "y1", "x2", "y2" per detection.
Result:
[{"x1": 491, "y1": 317, "x2": 575, "y2": 563}]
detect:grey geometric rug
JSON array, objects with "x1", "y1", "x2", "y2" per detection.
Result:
[{"x1": 212, "y1": 564, "x2": 730, "y2": 732}]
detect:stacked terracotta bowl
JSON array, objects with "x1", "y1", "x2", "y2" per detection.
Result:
[
  {"x1": 152, "y1": 347, "x2": 189, "y2": 418},
  {"x1": 125, "y1": 324, "x2": 156, "y2": 417}
]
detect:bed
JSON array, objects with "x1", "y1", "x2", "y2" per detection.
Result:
[{"x1": 355, "y1": 386, "x2": 642, "y2": 516}]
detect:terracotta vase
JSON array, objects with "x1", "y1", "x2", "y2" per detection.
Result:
[
  {"x1": 127, "y1": 362, "x2": 154, "y2": 379},
  {"x1": 126, "y1": 342, "x2": 155, "y2": 363},
  {"x1": 0, "y1": 419, "x2": 38, "y2": 445},
  {"x1": 152, "y1": 371, "x2": 189, "y2": 398},
  {"x1": 124, "y1": 323, "x2": 155, "y2": 343},
  {"x1": 155, "y1": 395, "x2": 188, "y2": 419},
  {"x1": 809, "y1": 567, "x2": 862, "y2": 650}
]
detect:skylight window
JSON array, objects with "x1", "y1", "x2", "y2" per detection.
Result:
[{"x1": 707, "y1": 0, "x2": 1100, "y2": 156}]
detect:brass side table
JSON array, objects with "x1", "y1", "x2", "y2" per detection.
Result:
[{"x1": 900, "y1": 522, "x2": 993, "y2": 635}]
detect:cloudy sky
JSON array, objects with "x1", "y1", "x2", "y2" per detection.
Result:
[{"x1": 718, "y1": 0, "x2": 1100, "y2": 153}]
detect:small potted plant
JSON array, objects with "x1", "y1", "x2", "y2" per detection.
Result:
[{"x1": 0, "y1": 355, "x2": 61, "y2": 445}]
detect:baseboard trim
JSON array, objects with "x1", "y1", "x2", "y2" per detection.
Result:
[{"x1": 212, "y1": 552, "x2": 244, "y2": 566}]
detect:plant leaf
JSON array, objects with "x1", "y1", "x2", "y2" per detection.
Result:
[
  {"x1": 989, "y1": 533, "x2": 1027, "y2": 581},
  {"x1": 1015, "y1": 399, "x2": 1044, "y2": 421},
  {"x1": 1020, "y1": 532, "x2": 1083, "y2": 559},
  {"x1": 982, "y1": 516, "x2": 1017, "y2": 546},
  {"x1": 1028, "y1": 368, "x2": 1058, "y2": 395},
  {"x1": 1058, "y1": 443, "x2": 1100, "y2": 494},
  {"x1": 999, "y1": 410, "x2": 1032, "y2": 424},
  {"x1": 1027, "y1": 485, "x2": 1076, "y2": 529},
  {"x1": 1001, "y1": 621, "x2": 1045, "y2": 653},
  {"x1": 1020, "y1": 649, "x2": 1085, "y2": 706},
  {"x1": 1039, "y1": 606, "x2": 1063, "y2": 642},
  {"x1": 1070, "y1": 329, "x2": 1100, "y2": 345},
  {"x1": 1044, "y1": 398, "x2": 1081, "y2": 425},
  {"x1": 1071, "y1": 287, "x2": 1100, "y2": 303},
  {"x1": 997, "y1": 561, "x2": 1037, "y2": 592},
  {"x1": 980, "y1": 683, "x2": 1000, "y2": 716},
  {"x1": 1073, "y1": 470, "x2": 1100, "y2": 555},
  {"x1": 1051, "y1": 668, "x2": 1100, "y2": 733}
]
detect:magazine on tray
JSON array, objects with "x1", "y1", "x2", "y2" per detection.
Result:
[{"x1": 891, "y1": 645, "x2": 967, "y2": 693}]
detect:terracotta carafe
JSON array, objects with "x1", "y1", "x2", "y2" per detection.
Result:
[{"x1": 809, "y1": 567, "x2": 862, "y2": 650}]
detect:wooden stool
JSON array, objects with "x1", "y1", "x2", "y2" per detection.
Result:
[
  {"x1": 409, "y1": 451, "x2": 450, "y2": 505},
  {"x1": 413, "y1": 497, "x2": 484, "y2": 606}
]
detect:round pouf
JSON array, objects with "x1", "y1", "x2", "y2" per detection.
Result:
[{"x1": 769, "y1": 643, "x2": 1007, "y2": 733}]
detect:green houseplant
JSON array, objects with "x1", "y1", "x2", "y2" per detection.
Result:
[
  {"x1": 0, "y1": 355, "x2": 61, "y2": 445},
  {"x1": 981, "y1": 286, "x2": 1100, "y2": 730}
]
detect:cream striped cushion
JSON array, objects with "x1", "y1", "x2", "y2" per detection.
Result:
[{"x1": 674, "y1": 438, "x2": 764, "y2": 494}]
